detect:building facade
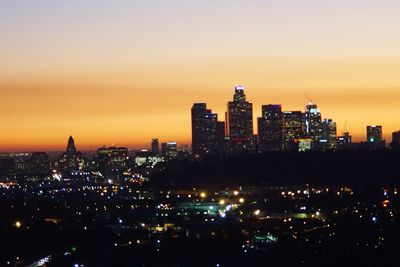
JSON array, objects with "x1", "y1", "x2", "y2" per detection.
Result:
[
  {"x1": 319, "y1": 119, "x2": 337, "y2": 150},
  {"x1": 367, "y1": 125, "x2": 385, "y2": 150},
  {"x1": 151, "y1": 138, "x2": 160, "y2": 155},
  {"x1": 226, "y1": 86, "x2": 254, "y2": 153},
  {"x1": 304, "y1": 102, "x2": 323, "y2": 149},
  {"x1": 58, "y1": 136, "x2": 84, "y2": 176},
  {"x1": 257, "y1": 104, "x2": 284, "y2": 151},
  {"x1": 191, "y1": 103, "x2": 225, "y2": 156},
  {"x1": 283, "y1": 111, "x2": 304, "y2": 151},
  {"x1": 98, "y1": 147, "x2": 129, "y2": 180}
]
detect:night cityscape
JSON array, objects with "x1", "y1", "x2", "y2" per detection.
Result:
[{"x1": 1, "y1": 1, "x2": 400, "y2": 267}]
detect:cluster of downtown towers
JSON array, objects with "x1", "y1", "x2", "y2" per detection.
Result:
[{"x1": 191, "y1": 86, "x2": 384, "y2": 156}]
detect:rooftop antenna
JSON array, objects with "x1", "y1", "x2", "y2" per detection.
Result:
[
  {"x1": 304, "y1": 92, "x2": 312, "y2": 104},
  {"x1": 342, "y1": 121, "x2": 348, "y2": 135}
]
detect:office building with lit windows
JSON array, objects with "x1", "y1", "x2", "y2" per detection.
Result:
[
  {"x1": 304, "y1": 102, "x2": 323, "y2": 148},
  {"x1": 283, "y1": 111, "x2": 304, "y2": 151},
  {"x1": 319, "y1": 119, "x2": 337, "y2": 150},
  {"x1": 97, "y1": 147, "x2": 129, "y2": 180},
  {"x1": 226, "y1": 86, "x2": 254, "y2": 153},
  {"x1": 161, "y1": 142, "x2": 178, "y2": 159}
]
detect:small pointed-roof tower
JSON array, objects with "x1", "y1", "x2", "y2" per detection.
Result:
[{"x1": 67, "y1": 136, "x2": 77, "y2": 153}]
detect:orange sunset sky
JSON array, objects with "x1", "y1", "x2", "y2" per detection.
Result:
[{"x1": 1, "y1": 1, "x2": 400, "y2": 151}]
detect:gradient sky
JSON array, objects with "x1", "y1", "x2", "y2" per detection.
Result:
[{"x1": 1, "y1": 0, "x2": 400, "y2": 151}]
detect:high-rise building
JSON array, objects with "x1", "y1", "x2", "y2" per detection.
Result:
[
  {"x1": 161, "y1": 142, "x2": 178, "y2": 159},
  {"x1": 257, "y1": 104, "x2": 284, "y2": 151},
  {"x1": 367, "y1": 125, "x2": 385, "y2": 150},
  {"x1": 151, "y1": 138, "x2": 160, "y2": 155},
  {"x1": 98, "y1": 147, "x2": 129, "y2": 180},
  {"x1": 58, "y1": 136, "x2": 84, "y2": 175},
  {"x1": 392, "y1": 131, "x2": 400, "y2": 144},
  {"x1": 337, "y1": 132, "x2": 352, "y2": 150},
  {"x1": 191, "y1": 103, "x2": 224, "y2": 156},
  {"x1": 304, "y1": 102, "x2": 322, "y2": 148},
  {"x1": 216, "y1": 121, "x2": 226, "y2": 154},
  {"x1": 226, "y1": 86, "x2": 254, "y2": 153},
  {"x1": 319, "y1": 119, "x2": 337, "y2": 150},
  {"x1": 283, "y1": 111, "x2": 304, "y2": 151},
  {"x1": 367, "y1": 125, "x2": 383, "y2": 143}
]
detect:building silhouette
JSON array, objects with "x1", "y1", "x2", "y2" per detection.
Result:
[
  {"x1": 151, "y1": 138, "x2": 160, "y2": 156},
  {"x1": 161, "y1": 142, "x2": 178, "y2": 159},
  {"x1": 97, "y1": 147, "x2": 128, "y2": 180},
  {"x1": 257, "y1": 104, "x2": 284, "y2": 151},
  {"x1": 337, "y1": 132, "x2": 352, "y2": 150},
  {"x1": 28, "y1": 152, "x2": 50, "y2": 180},
  {"x1": 367, "y1": 125, "x2": 382, "y2": 143},
  {"x1": 58, "y1": 136, "x2": 84, "y2": 176},
  {"x1": 392, "y1": 131, "x2": 400, "y2": 143},
  {"x1": 226, "y1": 86, "x2": 254, "y2": 153},
  {"x1": 304, "y1": 102, "x2": 322, "y2": 149},
  {"x1": 392, "y1": 131, "x2": 400, "y2": 149},
  {"x1": 367, "y1": 125, "x2": 385, "y2": 150},
  {"x1": 320, "y1": 119, "x2": 337, "y2": 150},
  {"x1": 283, "y1": 111, "x2": 304, "y2": 151},
  {"x1": 191, "y1": 103, "x2": 225, "y2": 156}
]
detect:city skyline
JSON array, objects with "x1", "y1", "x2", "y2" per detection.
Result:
[
  {"x1": 1, "y1": 1, "x2": 400, "y2": 151},
  {"x1": 0, "y1": 87, "x2": 397, "y2": 152},
  {"x1": 0, "y1": 86, "x2": 399, "y2": 152},
  {"x1": 2, "y1": 2, "x2": 400, "y2": 265}
]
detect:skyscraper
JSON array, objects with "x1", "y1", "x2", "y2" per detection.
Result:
[
  {"x1": 367, "y1": 125, "x2": 385, "y2": 150},
  {"x1": 392, "y1": 131, "x2": 400, "y2": 149},
  {"x1": 337, "y1": 132, "x2": 352, "y2": 150},
  {"x1": 304, "y1": 102, "x2": 322, "y2": 148},
  {"x1": 392, "y1": 131, "x2": 400, "y2": 144},
  {"x1": 258, "y1": 105, "x2": 284, "y2": 151},
  {"x1": 226, "y1": 86, "x2": 254, "y2": 153},
  {"x1": 320, "y1": 119, "x2": 337, "y2": 150},
  {"x1": 283, "y1": 111, "x2": 304, "y2": 151},
  {"x1": 161, "y1": 142, "x2": 178, "y2": 159},
  {"x1": 191, "y1": 103, "x2": 224, "y2": 156},
  {"x1": 151, "y1": 138, "x2": 160, "y2": 155},
  {"x1": 367, "y1": 125, "x2": 383, "y2": 143}
]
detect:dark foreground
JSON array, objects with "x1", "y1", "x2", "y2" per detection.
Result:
[{"x1": 2, "y1": 151, "x2": 400, "y2": 266}]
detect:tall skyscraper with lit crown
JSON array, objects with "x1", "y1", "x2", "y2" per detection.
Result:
[
  {"x1": 226, "y1": 86, "x2": 254, "y2": 153},
  {"x1": 304, "y1": 102, "x2": 322, "y2": 148}
]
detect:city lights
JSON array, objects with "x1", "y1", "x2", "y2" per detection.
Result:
[
  {"x1": 1, "y1": 1, "x2": 400, "y2": 266},
  {"x1": 14, "y1": 221, "x2": 22, "y2": 229}
]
